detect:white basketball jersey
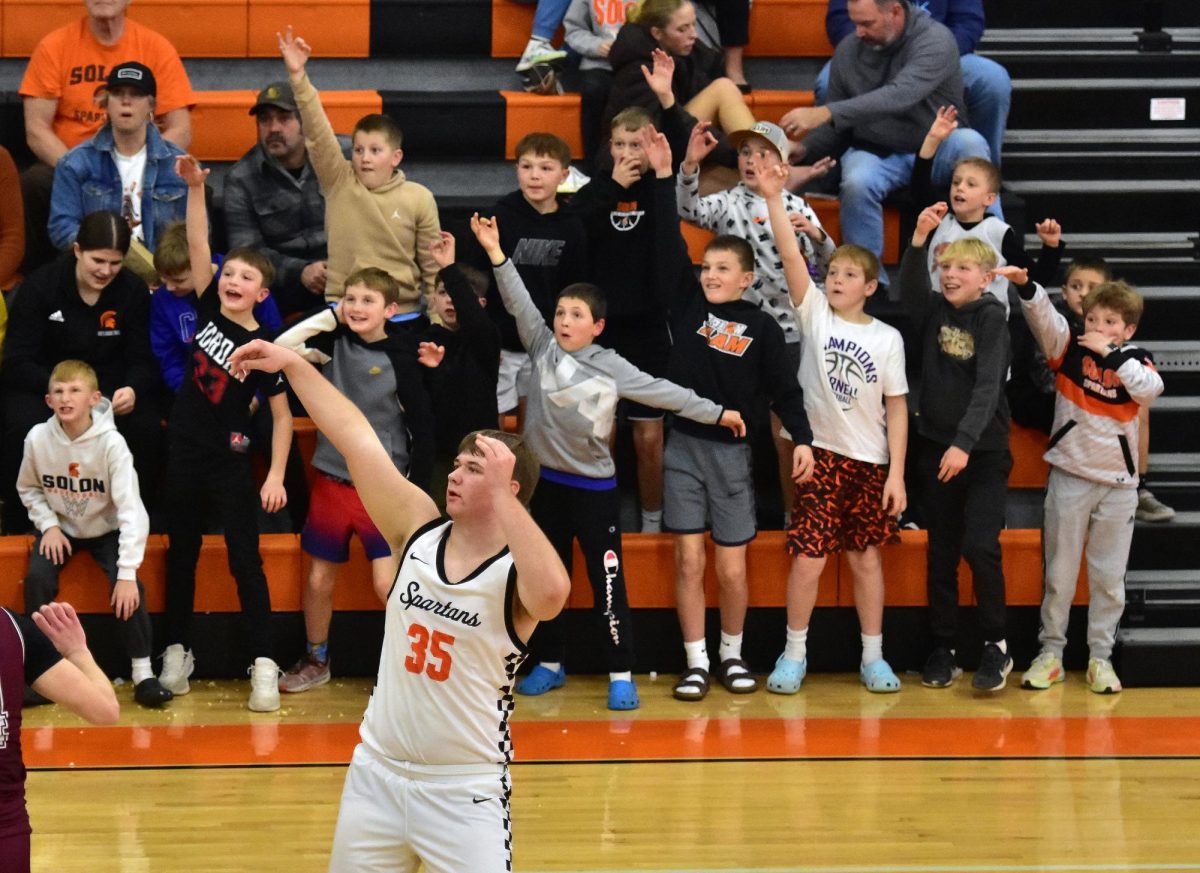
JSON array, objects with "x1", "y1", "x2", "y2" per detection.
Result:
[{"x1": 359, "y1": 519, "x2": 528, "y2": 768}]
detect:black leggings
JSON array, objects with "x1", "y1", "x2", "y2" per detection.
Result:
[{"x1": 527, "y1": 477, "x2": 634, "y2": 672}]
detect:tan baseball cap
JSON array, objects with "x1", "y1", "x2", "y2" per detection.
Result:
[{"x1": 728, "y1": 121, "x2": 789, "y2": 160}]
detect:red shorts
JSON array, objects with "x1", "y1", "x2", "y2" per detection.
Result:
[
  {"x1": 301, "y1": 473, "x2": 391, "y2": 563},
  {"x1": 787, "y1": 447, "x2": 900, "y2": 557}
]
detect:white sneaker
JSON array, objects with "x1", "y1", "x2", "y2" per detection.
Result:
[
  {"x1": 159, "y1": 644, "x2": 194, "y2": 696},
  {"x1": 248, "y1": 657, "x2": 282, "y2": 712},
  {"x1": 515, "y1": 36, "x2": 566, "y2": 72}
]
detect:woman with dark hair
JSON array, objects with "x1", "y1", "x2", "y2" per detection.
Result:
[
  {"x1": 2, "y1": 210, "x2": 161, "y2": 533},
  {"x1": 602, "y1": 0, "x2": 755, "y2": 168}
]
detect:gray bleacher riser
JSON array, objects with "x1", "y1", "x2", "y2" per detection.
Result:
[
  {"x1": 982, "y1": 0, "x2": 1200, "y2": 30},
  {"x1": 1002, "y1": 153, "x2": 1200, "y2": 182},
  {"x1": 1008, "y1": 80, "x2": 1199, "y2": 130},
  {"x1": 1007, "y1": 185, "x2": 1197, "y2": 233}
]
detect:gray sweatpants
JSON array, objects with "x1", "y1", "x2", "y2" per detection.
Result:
[{"x1": 1040, "y1": 468, "x2": 1137, "y2": 661}]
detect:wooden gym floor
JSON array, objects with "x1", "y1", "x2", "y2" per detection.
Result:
[{"x1": 23, "y1": 673, "x2": 1200, "y2": 872}]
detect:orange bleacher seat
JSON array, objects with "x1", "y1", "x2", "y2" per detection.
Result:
[
  {"x1": 491, "y1": 0, "x2": 561, "y2": 59},
  {"x1": 502, "y1": 90, "x2": 583, "y2": 159},
  {"x1": 1, "y1": 0, "x2": 251, "y2": 58},
  {"x1": 191, "y1": 89, "x2": 381, "y2": 162},
  {"x1": 247, "y1": 0, "x2": 369, "y2": 58},
  {"x1": 1009, "y1": 421, "x2": 1051, "y2": 488},
  {"x1": 747, "y1": 0, "x2": 833, "y2": 57}
]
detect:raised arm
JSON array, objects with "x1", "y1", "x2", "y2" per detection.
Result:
[
  {"x1": 274, "y1": 305, "x2": 338, "y2": 363},
  {"x1": 230, "y1": 340, "x2": 439, "y2": 547},
  {"x1": 279, "y1": 27, "x2": 350, "y2": 191},
  {"x1": 175, "y1": 155, "x2": 214, "y2": 298},
  {"x1": 899, "y1": 203, "x2": 948, "y2": 324},
  {"x1": 470, "y1": 214, "x2": 553, "y2": 354},
  {"x1": 676, "y1": 122, "x2": 723, "y2": 227},
  {"x1": 473, "y1": 435, "x2": 570, "y2": 637},
  {"x1": 759, "y1": 162, "x2": 811, "y2": 306}
]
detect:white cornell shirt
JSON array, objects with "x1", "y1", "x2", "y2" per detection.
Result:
[
  {"x1": 793, "y1": 287, "x2": 908, "y2": 465},
  {"x1": 359, "y1": 519, "x2": 528, "y2": 769}
]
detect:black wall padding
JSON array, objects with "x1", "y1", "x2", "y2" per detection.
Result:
[
  {"x1": 1, "y1": 92, "x2": 35, "y2": 168},
  {"x1": 371, "y1": 0, "x2": 493, "y2": 57},
  {"x1": 379, "y1": 90, "x2": 506, "y2": 159}
]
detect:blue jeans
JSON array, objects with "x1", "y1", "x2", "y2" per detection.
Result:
[
  {"x1": 838, "y1": 127, "x2": 992, "y2": 279},
  {"x1": 815, "y1": 52, "x2": 1011, "y2": 163},
  {"x1": 530, "y1": 0, "x2": 571, "y2": 39}
]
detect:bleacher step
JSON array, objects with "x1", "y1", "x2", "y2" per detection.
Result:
[
  {"x1": 1117, "y1": 627, "x2": 1200, "y2": 687},
  {"x1": 1002, "y1": 151, "x2": 1200, "y2": 182},
  {"x1": 1009, "y1": 78, "x2": 1199, "y2": 130},
  {"x1": 1006, "y1": 179, "x2": 1198, "y2": 234}
]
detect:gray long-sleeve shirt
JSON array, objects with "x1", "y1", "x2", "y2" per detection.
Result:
[
  {"x1": 803, "y1": 0, "x2": 966, "y2": 160},
  {"x1": 494, "y1": 259, "x2": 723, "y2": 479}
]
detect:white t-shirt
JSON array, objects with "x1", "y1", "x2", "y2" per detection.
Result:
[
  {"x1": 112, "y1": 145, "x2": 147, "y2": 241},
  {"x1": 793, "y1": 286, "x2": 908, "y2": 465}
]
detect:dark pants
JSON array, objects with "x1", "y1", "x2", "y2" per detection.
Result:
[
  {"x1": 528, "y1": 477, "x2": 634, "y2": 672},
  {"x1": 580, "y1": 68, "x2": 613, "y2": 167},
  {"x1": 19, "y1": 161, "x2": 57, "y2": 274},
  {"x1": 2, "y1": 390, "x2": 164, "y2": 533},
  {"x1": 25, "y1": 530, "x2": 152, "y2": 659},
  {"x1": 917, "y1": 437, "x2": 1012, "y2": 646},
  {"x1": 163, "y1": 438, "x2": 272, "y2": 658},
  {"x1": 714, "y1": 0, "x2": 751, "y2": 46},
  {"x1": 0, "y1": 831, "x2": 30, "y2": 873}
]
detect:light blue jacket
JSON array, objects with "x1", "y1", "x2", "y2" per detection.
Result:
[{"x1": 49, "y1": 122, "x2": 187, "y2": 251}]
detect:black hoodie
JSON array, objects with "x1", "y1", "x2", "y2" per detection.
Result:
[{"x1": 899, "y1": 243, "x2": 1011, "y2": 453}]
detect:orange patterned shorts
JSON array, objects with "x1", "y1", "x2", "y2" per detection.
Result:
[{"x1": 786, "y1": 447, "x2": 900, "y2": 558}]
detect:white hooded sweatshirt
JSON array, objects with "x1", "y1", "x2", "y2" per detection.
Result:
[{"x1": 17, "y1": 398, "x2": 149, "y2": 579}]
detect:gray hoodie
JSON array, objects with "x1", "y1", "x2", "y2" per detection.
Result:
[
  {"x1": 17, "y1": 398, "x2": 148, "y2": 579},
  {"x1": 494, "y1": 259, "x2": 723, "y2": 479}
]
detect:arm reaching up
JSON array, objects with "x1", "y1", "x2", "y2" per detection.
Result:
[
  {"x1": 176, "y1": 155, "x2": 213, "y2": 298},
  {"x1": 758, "y1": 161, "x2": 811, "y2": 306}
]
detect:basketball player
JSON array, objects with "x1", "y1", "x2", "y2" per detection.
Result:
[
  {"x1": 2, "y1": 602, "x2": 120, "y2": 871},
  {"x1": 228, "y1": 338, "x2": 571, "y2": 873}
]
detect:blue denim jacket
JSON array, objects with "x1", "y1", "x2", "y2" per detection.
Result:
[{"x1": 48, "y1": 122, "x2": 187, "y2": 252}]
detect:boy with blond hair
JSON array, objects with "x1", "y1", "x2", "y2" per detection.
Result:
[
  {"x1": 752, "y1": 163, "x2": 909, "y2": 694},
  {"x1": 900, "y1": 203, "x2": 1013, "y2": 692},
  {"x1": 278, "y1": 28, "x2": 441, "y2": 310},
  {"x1": 1012, "y1": 272, "x2": 1162, "y2": 694},
  {"x1": 18, "y1": 360, "x2": 172, "y2": 709},
  {"x1": 913, "y1": 106, "x2": 1063, "y2": 312}
]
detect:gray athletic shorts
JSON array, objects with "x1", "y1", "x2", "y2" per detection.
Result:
[{"x1": 663, "y1": 429, "x2": 756, "y2": 546}]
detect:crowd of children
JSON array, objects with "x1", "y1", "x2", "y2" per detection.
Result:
[{"x1": 1, "y1": 24, "x2": 1171, "y2": 719}]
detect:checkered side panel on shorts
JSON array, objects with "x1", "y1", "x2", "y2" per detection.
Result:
[{"x1": 500, "y1": 767, "x2": 515, "y2": 872}]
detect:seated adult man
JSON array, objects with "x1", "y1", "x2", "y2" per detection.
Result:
[
  {"x1": 48, "y1": 62, "x2": 187, "y2": 255},
  {"x1": 819, "y1": 0, "x2": 1011, "y2": 167},
  {"x1": 223, "y1": 81, "x2": 329, "y2": 317},
  {"x1": 781, "y1": 0, "x2": 991, "y2": 282},
  {"x1": 19, "y1": 0, "x2": 195, "y2": 269}
]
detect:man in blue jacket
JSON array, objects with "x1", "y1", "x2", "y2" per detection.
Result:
[
  {"x1": 48, "y1": 62, "x2": 186, "y2": 253},
  {"x1": 819, "y1": 0, "x2": 1010, "y2": 167}
]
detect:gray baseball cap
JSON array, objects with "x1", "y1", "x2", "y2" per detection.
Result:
[{"x1": 728, "y1": 121, "x2": 790, "y2": 160}]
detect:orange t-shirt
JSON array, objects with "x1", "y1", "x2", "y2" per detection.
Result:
[{"x1": 19, "y1": 17, "x2": 196, "y2": 149}]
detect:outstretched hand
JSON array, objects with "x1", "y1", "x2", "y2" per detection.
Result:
[
  {"x1": 174, "y1": 154, "x2": 209, "y2": 188},
  {"x1": 994, "y1": 264, "x2": 1029, "y2": 287},
  {"x1": 429, "y1": 231, "x2": 456, "y2": 269},
  {"x1": 229, "y1": 339, "x2": 302, "y2": 380},
  {"x1": 418, "y1": 342, "x2": 445, "y2": 368},
  {"x1": 641, "y1": 124, "x2": 673, "y2": 176},
  {"x1": 913, "y1": 202, "x2": 949, "y2": 245},
  {"x1": 927, "y1": 105, "x2": 958, "y2": 142},
  {"x1": 470, "y1": 213, "x2": 504, "y2": 263},
  {"x1": 1035, "y1": 218, "x2": 1062, "y2": 248},
  {"x1": 683, "y1": 121, "x2": 718, "y2": 171},
  {"x1": 32, "y1": 602, "x2": 88, "y2": 659},
  {"x1": 278, "y1": 26, "x2": 312, "y2": 77},
  {"x1": 640, "y1": 48, "x2": 676, "y2": 103},
  {"x1": 755, "y1": 161, "x2": 789, "y2": 199}
]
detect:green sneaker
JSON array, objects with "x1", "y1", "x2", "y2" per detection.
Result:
[
  {"x1": 1021, "y1": 651, "x2": 1065, "y2": 690},
  {"x1": 1086, "y1": 658, "x2": 1122, "y2": 694}
]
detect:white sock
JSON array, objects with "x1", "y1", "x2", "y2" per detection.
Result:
[
  {"x1": 718, "y1": 631, "x2": 743, "y2": 663},
  {"x1": 539, "y1": 661, "x2": 563, "y2": 674},
  {"x1": 784, "y1": 626, "x2": 808, "y2": 662},
  {"x1": 609, "y1": 671, "x2": 631, "y2": 683},
  {"x1": 860, "y1": 633, "x2": 883, "y2": 667},
  {"x1": 640, "y1": 508, "x2": 663, "y2": 533},
  {"x1": 131, "y1": 657, "x2": 153, "y2": 684},
  {"x1": 683, "y1": 639, "x2": 709, "y2": 671},
  {"x1": 992, "y1": 639, "x2": 1008, "y2": 655}
]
